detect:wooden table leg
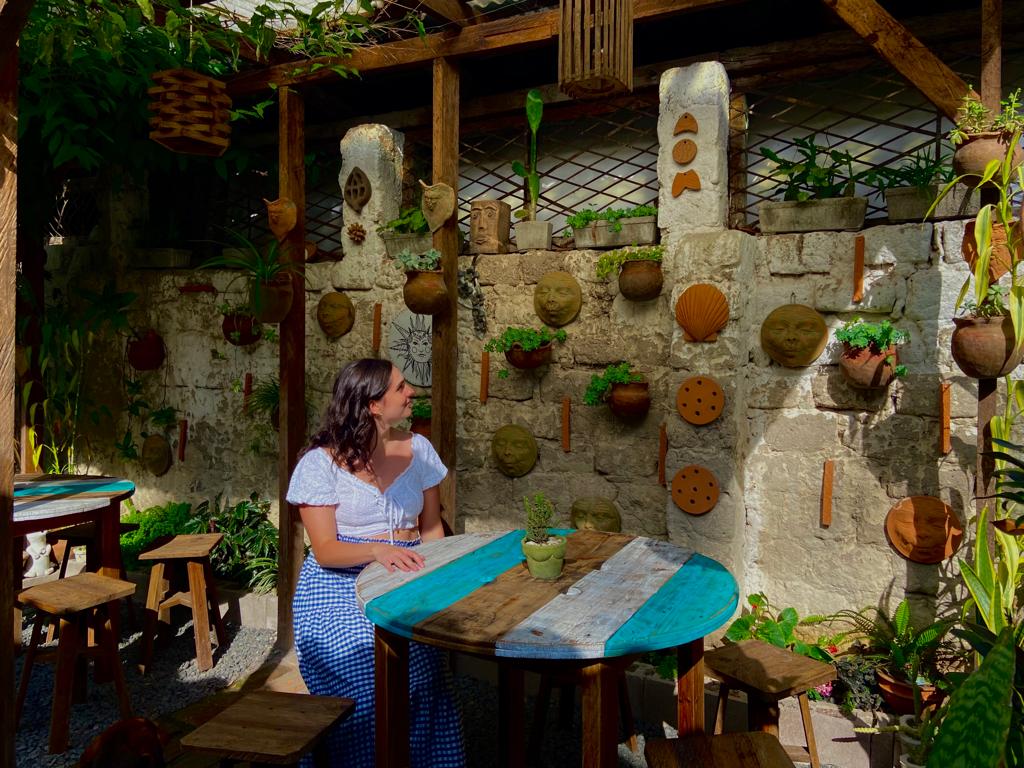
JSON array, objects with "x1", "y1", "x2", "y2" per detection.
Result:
[
  {"x1": 96, "y1": 502, "x2": 123, "y2": 674},
  {"x1": 12, "y1": 535, "x2": 23, "y2": 651},
  {"x1": 374, "y1": 626, "x2": 409, "y2": 768},
  {"x1": 580, "y1": 662, "x2": 618, "y2": 768},
  {"x1": 677, "y1": 638, "x2": 705, "y2": 736},
  {"x1": 498, "y1": 665, "x2": 525, "y2": 768}
]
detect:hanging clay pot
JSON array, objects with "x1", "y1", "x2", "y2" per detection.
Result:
[
  {"x1": 222, "y1": 313, "x2": 262, "y2": 346},
  {"x1": 607, "y1": 381, "x2": 650, "y2": 420},
  {"x1": 953, "y1": 132, "x2": 1024, "y2": 182},
  {"x1": 950, "y1": 315, "x2": 1023, "y2": 378},
  {"x1": 127, "y1": 330, "x2": 166, "y2": 371},
  {"x1": 505, "y1": 342, "x2": 553, "y2": 370},
  {"x1": 250, "y1": 274, "x2": 294, "y2": 324},
  {"x1": 618, "y1": 260, "x2": 663, "y2": 301},
  {"x1": 403, "y1": 270, "x2": 448, "y2": 315},
  {"x1": 141, "y1": 434, "x2": 173, "y2": 476},
  {"x1": 839, "y1": 343, "x2": 900, "y2": 389},
  {"x1": 962, "y1": 219, "x2": 1018, "y2": 280}
]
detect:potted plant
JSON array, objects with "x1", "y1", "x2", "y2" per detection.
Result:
[
  {"x1": 834, "y1": 317, "x2": 909, "y2": 389},
  {"x1": 126, "y1": 328, "x2": 166, "y2": 371},
  {"x1": 565, "y1": 204, "x2": 658, "y2": 249},
  {"x1": 521, "y1": 492, "x2": 566, "y2": 580},
  {"x1": 393, "y1": 248, "x2": 447, "y2": 315},
  {"x1": 948, "y1": 87, "x2": 1024, "y2": 181},
  {"x1": 595, "y1": 245, "x2": 664, "y2": 301},
  {"x1": 855, "y1": 704, "x2": 942, "y2": 768},
  {"x1": 378, "y1": 206, "x2": 432, "y2": 259},
  {"x1": 869, "y1": 152, "x2": 967, "y2": 222},
  {"x1": 249, "y1": 377, "x2": 281, "y2": 431},
  {"x1": 758, "y1": 135, "x2": 867, "y2": 233},
  {"x1": 512, "y1": 89, "x2": 552, "y2": 251},
  {"x1": 219, "y1": 302, "x2": 262, "y2": 347},
  {"x1": 199, "y1": 232, "x2": 297, "y2": 324},
  {"x1": 583, "y1": 362, "x2": 650, "y2": 419},
  {"x1": 410, "y1": 396, "x2": 431, "y2": 438},
  {"x1": 483, "y1": 326, "x2": 567, "y2": 378}
]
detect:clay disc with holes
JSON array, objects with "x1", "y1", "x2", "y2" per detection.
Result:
[
  {"x1": 676, "y1": 376, "x2": 725, "y2": 426},
  {"x1": 884, "y1": 496, "x2": 963, "y2": 564},
  {"x1": 671, "y1": 465, "x2": 719, "y2": 516}
]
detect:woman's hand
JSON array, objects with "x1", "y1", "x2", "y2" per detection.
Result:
[{"x1": 371, "y1": 543, "x2": 425, "y2": 573}]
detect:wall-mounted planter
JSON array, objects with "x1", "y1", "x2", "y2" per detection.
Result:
[
  {"x1": 573, "y1": 216, "x2": 657, "y2": 249},
  {"x1": 402, "y1": 270, "x2": 448, "y2": 315},
  {"x1": 953, "y1": 131, "x2": 1024, "y2": 181},
  {"x1": 222, "y1": 313, "x2": 261, "y2": 346},
  {"x1": 382, "y1": 232, "x2": 433, "y2": 259},
  {"x1": 505, "y1": 341, "x2": 553, "y2": 370},
  {"x1": 838, "y1": 343, "x2": 900, "y2": 389},
  {"x1": 759, "y1": 197, "x2": 867, "y2": 234},
  {"x1": 127, "y1": 330, "x2": 166, "y2": 371},
  {"x1": 515, "y1": 220, "x2": 553, "y2": 251},
  {"x1": 251, "y1": 274, "x2": 294, "y2": 324},
  {"x1": 951, "y1": 315, "x2": 1023, "y2": 378},
  {"x1": 617, "y1": 260, "x2": 663, "y2": 301},
  {"x1": 885, "y1": 185, "x2": 979, "y2": 223},
  {"x1": 607, "y1": 381, "x2": 650, "y2": 420}
]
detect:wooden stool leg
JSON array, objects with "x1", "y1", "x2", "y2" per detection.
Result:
[
  {"x1": 15, "y1": 614, "x2": 45, "y2": 726},
  {"x1": 750, "y1": 697, "x2": 781, "y2": 738},
  {"x1": 49, "y1": 615, "x2": 82, "y2": 754},
  {"x1": 799, "y1": 692, "x2": 821, "y2": 768},
  {"x1": 528, "y1": 674, "x2": 553, "y2": 754},
  {"x1": 100, "y1": 606, "x2": 132, "y2": 718},
  {"x1": 557, "y1": 683, "x2": 574, "y2": 727},
  {"x1": 617, "y1": 671, "x2": 639, "y2": 753},
  {"x1": 57, "y1": 539, "x2": 72, "y2": 578},
  {"x1": 203, "y1": 559, "x2": 228, "y2": 649},
  {"x1": 187, "y1": 559, "x2": 213, "y2": 672},
  {"x1": 714, "y1": 683, "x2": 731, "y2": 735},
  {"x1": 139, "y1": 562, "x2": 165, "y2": 675}
]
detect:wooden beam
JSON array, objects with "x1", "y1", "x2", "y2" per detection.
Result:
[
  {"x1": 418, "y1": 0, "x2": 476, "y2": 26},
  {"x1": 228, "y1": 0, "x2": 743, "y2": 95},
  {"x1": 275, "y1": 86, "x2": 306, "y2": 652},
  {"x1": 981, "y1": 0, "x2": 1002, "y2": 113},
  {"x1": 431, "y1": 56, "x2": 458, "y2": 532},
  {"x1": 821, "y1": 0, "x2": 973, "y2": 120},
  {"x1": 0, "y1": 0, "x2": 34, "y2": 63}
]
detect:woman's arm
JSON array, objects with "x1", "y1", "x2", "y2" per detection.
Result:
[
  {"x1": 300, "y1": 505, "x2": 424, "y2": 572},
  {"x1": 418, "y1": 485, "x2": 446, "y2": 541}
]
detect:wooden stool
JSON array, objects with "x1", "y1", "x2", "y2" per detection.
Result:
[
  {"x1": 16, "y1": 572, "x2": 136, "y2": 754},
  {"x1": 138, "y1": 533, "x2": 228, "y2": 674},
  {"x1": 180, "y1": 690, "x2": 354, "y2": 766},
  {"x1": 49, "y1": 520, "x2": 140, "y2": 578},
  {"x1": 646, "y1": 732, "x2": 796, "y2": 768},
  {"x1": 703, "y1": 640, "x2": 836, "y2": 768}
]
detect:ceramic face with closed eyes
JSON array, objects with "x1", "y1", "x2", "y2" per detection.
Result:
[{"x1": 534, "y1": 271, "x2": 582, "y2": 327}]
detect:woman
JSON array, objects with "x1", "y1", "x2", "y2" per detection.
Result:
[{"x1": 286, "y1": 359, "x2": 465, "y2": 767}]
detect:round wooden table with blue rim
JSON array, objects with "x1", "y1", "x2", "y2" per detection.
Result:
[{"x1": 355, "y1": 529, "x2": 739, "y2": 768}]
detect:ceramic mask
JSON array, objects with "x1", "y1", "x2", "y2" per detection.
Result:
[
  {"x1": 419, "y1": 180, "x2": 456, "y2": 233},
  {"x1": 469, "y1": 199, "x2": 511, "y2": 254},
  {"x1": 317, "y1": 292, "x2": 355, "y2": 339},
  {"x1": 264, "y1": 197, "x2": 298, "y2": 241},
  {"x1": 570, "y1": 497, "x2": 622, "y2": 533},
  {"x1": 491, "y1": 424, "x2": 538, "y2": 478},
  {"x1": 141, "y1": 434, "x2": 173, "y2": 477},
  {"x1": 760, "y1": 304, "x2": 828, "y2": 368},
  {"x1": 534, "y1": 271, "x2": 582, "y2": 327}
]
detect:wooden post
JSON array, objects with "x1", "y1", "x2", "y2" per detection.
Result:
[
  {"x1": 432, "y1": 57, "x2": 459, "y2": 532},
  {"x1": 677, "y1": 638, "x2": 705, "y2": 736},
  {"x1": 978, "y1": 378, "x2": 998, "y2": 520},
  {"x1": 981, "y1": 0, "x2": 1002, "y2": 113},
  {"x1": 276, "y1": 86, "x2": 306, "y2": 651}
]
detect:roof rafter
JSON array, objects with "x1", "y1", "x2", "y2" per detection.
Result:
[{"x1": 417, "y1": 0, "x2": 477, "y2": 26}]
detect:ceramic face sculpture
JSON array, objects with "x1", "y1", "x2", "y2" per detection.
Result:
[
  {"x1": 264, "y1": 197, "x2": 298, "y2": 241},
  {"x1": 141, "y1": 434, "x2": 173, "y2": 477},
  {"x1": 760, "y1": 304, "x2": 828, "y2": 368},
  {"x1": 420, "y1": 180, "x2": 456, "y2": 233},
  {"x1": 317, "y1": 292, "x2": 355, "y2": 339},
  {"x1": 491, "y1": 424, "x2": 538, "y2": 478},
  {"x1": 469, "y1": 199, "x2": 511, "y2": 254},
  {"x1": 534, "y1": 271, "x2": 582, "y2": 327},
  {"x1": 570, "y1": 497, "x2": 622, "y2": 533}
]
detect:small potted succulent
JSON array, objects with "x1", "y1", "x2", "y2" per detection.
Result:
[
  {"x1": 595, "y1": 245, "x2": 664, "y2": 301},
  {"x1": 410, "y1": 396, "x2": 431, "y2": 438},
  {"x1": 834, "y1": 318, "x2": 909, "y2": 389},
  {"x1": 126, "y1": 328, "x2": 166, "y2": 371},
  {"x1": 869, "y1": 152, "x2": 966, "y2": 222},
  {"x1": 483, "y1": 326, "x2": 567, "y2": 378},
  {"x1": 393, "y1": 248, "x2": 447, "y2": 315},
  {"x1": 512, "y1": 89, "x2": 552, "y2": 251},
  {"x1": 378, "y1": 206, "x2": 432, "y2": 259},
  {"x1": 583, "y1": 362, "x2": 650, "y2": 419},
  {"x1": 758, "y1": 135, "x2": 867, "y2": 233},
  {"x1": 565, "y1": 204, "x2": 658, "y2": 249},
  {"x1": 219, "y1": 302, "x2": 262, "y2": 347},
  {"x1": 521, "y1": 492, "x2": 566, "y2": 580},
  {"x1": 200, "y1": 231, "x2": 298, "y2": 324},
  {"x1": 948, "y1": 87, "x2": 1024, "y2": 181}
]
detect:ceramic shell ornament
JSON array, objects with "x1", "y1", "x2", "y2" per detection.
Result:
[
  {"x1": 760, "y1": 304, "x2": 828, "y2": 368},
  {"x1": 317, "y1": 292, "x2": 355, "y2": 339},
  {"x1": 675, "y1": 284, "x2": 729, "y2": 342},
  {"x1": 885, "y1": 496, "x2": 963, "y2": 564},
  {"x1": 343, "y1": 167, "x2": 372, "y2": 213},
  {"x1": 420, "y1": 180, "x2": 456, "y2": 233},
  {"x1": 264, "y1": 197, "x2": 297, "y2": 242}
]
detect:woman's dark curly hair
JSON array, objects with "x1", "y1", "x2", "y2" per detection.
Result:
[{"x1": 308, "y1": 359, "x2": 393, "y2": 471}]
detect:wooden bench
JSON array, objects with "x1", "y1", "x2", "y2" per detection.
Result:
[{"x1": 646, "y1": 732, "x2": 796, "y2": 768}]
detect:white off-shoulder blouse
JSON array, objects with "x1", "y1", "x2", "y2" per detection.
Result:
[{"x1": 286, "y1": 433, "x2": 447, "y2": 544}]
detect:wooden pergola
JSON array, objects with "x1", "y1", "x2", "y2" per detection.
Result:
[{"x1": 0, "y1": 0, "x2": 1011, "y2": 762}]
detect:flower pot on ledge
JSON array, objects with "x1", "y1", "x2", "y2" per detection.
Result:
[
  {"x1": 515, "y1": 220, "x2": 553, "y2": 251},
  {"x1": 953, "y1": 131, "x2": 1024, "y2": 182},
  {"x1": 759, "y1": 197, "x2": 867, "y2": 234},
  {"x1": 573, "y1": 216, "x2": 657, "y2": 249}
]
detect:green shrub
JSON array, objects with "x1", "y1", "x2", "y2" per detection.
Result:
[
  {"x1": 483, "y1": 326, "x2": 566, "y2": 379},
  {"x1": 834, "y1": 317, "x2": 910, "y2": 377},
  {"x1": 760, "y1": 135, "x2": 860, "y2": 201},
  {"x1": 868, "y1": 152, "x2": 953, "y2": 191},
  {"x1": 379, "y1": 206, "x2": 430, "y2": 235},
  {"x1": 120, "y1": 501, "x2": 193, "y2": 571},
  {"x1": 594, "y1": 245, "x2": 664, "y2": 280},
  {"x1": 392, "y1": 248, "x2": 441, "y2": 272},
  {"x1": 583, "y1": 362, "x2": 643, "y2": 406},
  {"x1": 564, "y1": 204, "x2": 658, "y2": 236},
  {"x1": 411, "y1": 396, "x2": 431, "y2": 420}
]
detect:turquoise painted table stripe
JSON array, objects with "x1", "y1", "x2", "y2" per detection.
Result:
[
  {"x1": 364, "y1": 529, "x2": 531, "y2": 637},
  {"x1": 14, "y1": 480, "x2": 136, "y2": 498},
  {"x1": 604, "y1": 553, "x2": 738, "y2": 657}
]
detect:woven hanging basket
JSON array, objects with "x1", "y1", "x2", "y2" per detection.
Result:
[
  {"x1": 558, "y1": 0, "x2": 633, "y2": 99},
  {"x1": 148, "y1": 68, "x2": 232, "y2": 157}
]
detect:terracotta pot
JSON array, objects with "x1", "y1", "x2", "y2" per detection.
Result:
[
  {"x1": 876, "y1": 668, "x2": 944, "y2": 716},
  {"x1": 222, "y1": 313, "x2": 261, "y2": 346},
  {"x1": 410, "y1": 416, "x2": 431, "y2": 439},
  {"x1": 951, "y1": 315, "x2": 1023, "y2": 378},
  {"x1": 839, "y1": 343, "x2": 900, "y2": 389},
  {"x1": 504, "y1": 342, "x2": 553, "y2": 370},
  {"x1": 251, "y1": 274, "x2": 294, "y2": 324},
  {"x1": 962, "y1": 219, "x2": 1018, "y2": 281},
  {"x1": 953, "y1": 131, "x2": 1024, "y2": 181},
  {"x1": 608, "y1": 381, "x2": 650, "y2": 420},
  {"x1": 617, "y1": 260, "x2": 663, "y2": 301},
  {"x1": 127, "y1": 330, "x2": 166, "y2": 371},
  {"x1": 403, "y1": 270, "x2": 448, "y2": 315}
]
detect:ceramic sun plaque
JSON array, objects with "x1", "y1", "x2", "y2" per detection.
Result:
[
  {"x1": 884, "y1": 496, "x2": 963, "y2": 564},
  {"x1": 386, "y1": 309, "x2": 432, "y2": 387},
  {"x1": 760, "y1": 304, "x2": 828, "y2": 368}
]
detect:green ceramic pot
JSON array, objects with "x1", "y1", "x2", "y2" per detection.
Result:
[{"x1": 521, "y1": 536, "x2": 567, "y2": 580}]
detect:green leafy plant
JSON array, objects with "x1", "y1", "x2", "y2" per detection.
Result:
[
  {"x1": 832, "y1": 655, "x2": 885, "y2": 713},
  {"x1": 760, "y1": 135, "x2": 860, "y2": 201},
  {"x1": 148, "y1": 406, "x2": 179, "y2": 432},
  {"x1": 949, "y1": 87, "x2": 1024, "y2": 144},
  {"x1": 834, "y1": 317, "x2": 910, "y2": 377},
  {"x1": 725, "y1": 592, "x2": 839, "y2": 663},
  {"x1": 119, "y1": 501, "x2": 193, "y2": 570},
  {"x1": 392, "y1": 247, "x2": 441, "y2": 272},
  {"x1": 564, "y1": 204, "x2": 658, "y2": 236},
  {"x1": 411, "y1": 396, "x2": 431, "y2": 420},
  {"x1": 199, "y1": 231, "x2": 300, "y2": 316},
  {"x1": 512, "y1": 89, "x2": 544, "y2": 221},
  {"x1": 583, "y1": 362, "x2": 644, "y2": 406},
  {"x1": 379, "y1": 206, "x2": 430, "y2": 235},
  {"x1": 484, "y1": 326, "x2": 567, "y2": 379},
  {"x1": 594, "y1": 245, "x2": 664, "y2": 280},
  {"x1": 523, "y1": 492, "x2": 556, "y2": 545},
  {"x1": 869, "y1": 152, "x2": 954, "y2": 191}
]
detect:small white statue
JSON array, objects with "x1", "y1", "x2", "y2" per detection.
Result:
[{"x1": 24, "y1": 532, "x2": 55, "y2": 578}]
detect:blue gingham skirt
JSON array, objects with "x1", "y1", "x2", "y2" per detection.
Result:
[{"x1": 293, "y1": 535, "x2": 465, "y2": 768}]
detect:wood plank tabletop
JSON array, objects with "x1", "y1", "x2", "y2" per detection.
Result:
[
  {"x1": 355, "y1": 530, "x2": 738, "y2": 660},
  {"x1": 12, "y1": 475, "x2": 135, "y2": 526}
]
